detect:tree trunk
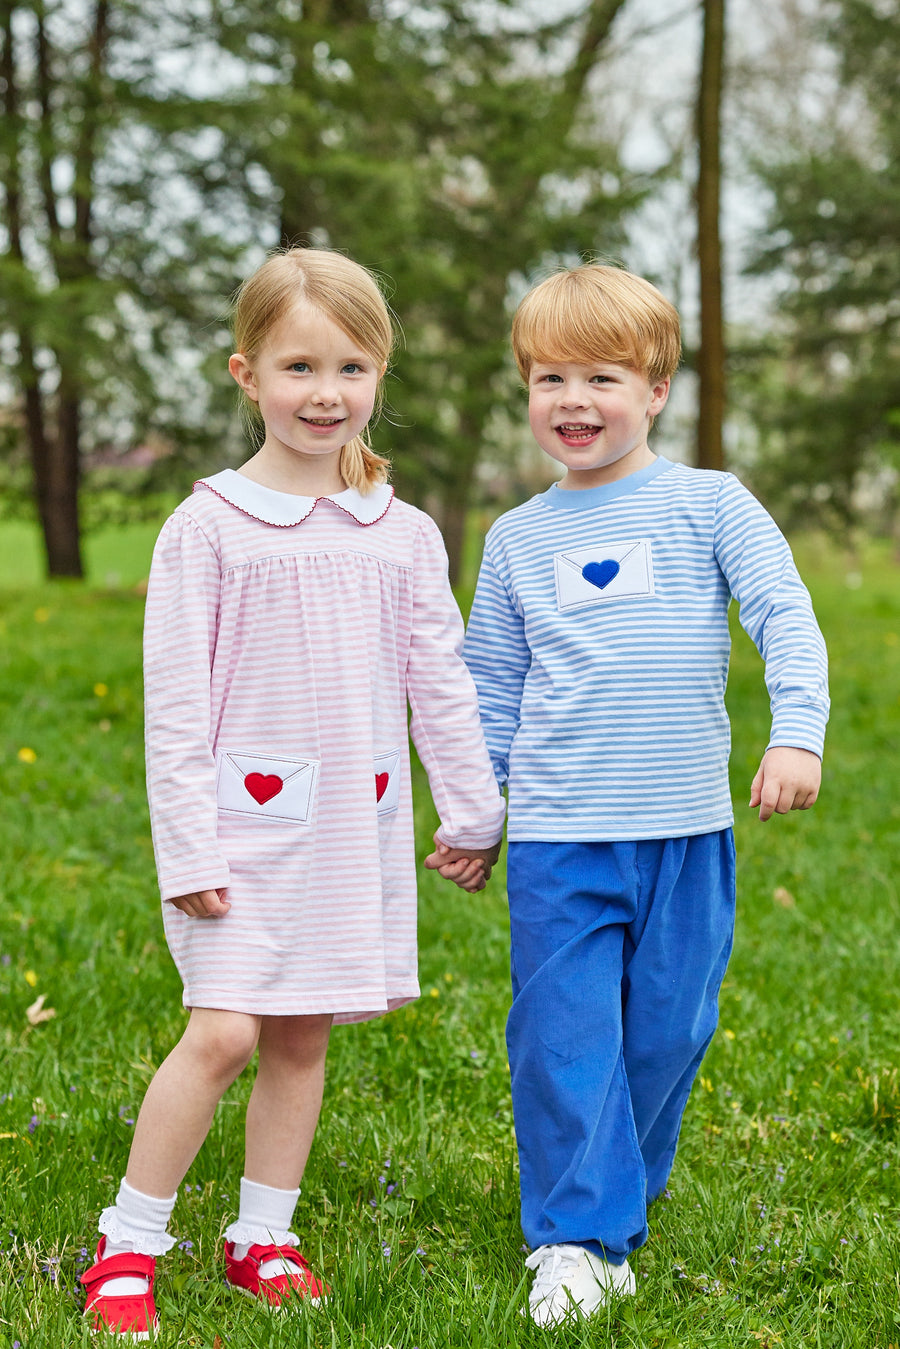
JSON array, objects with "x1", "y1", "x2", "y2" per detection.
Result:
[{"x1": 696, "y1": 0, "x2": 726, "y2": 471}]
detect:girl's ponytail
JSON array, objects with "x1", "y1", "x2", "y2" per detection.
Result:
[{"x1": 340, "y1": 434, "x2": 391, "y2": 492}]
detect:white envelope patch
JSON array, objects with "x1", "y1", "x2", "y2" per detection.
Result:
[
  {"x1": 374, "y1": 749, "x2": 401, "y2": 816},
  {"x1": 216, "y1": 750, "x2": 319, "y2": 824},
  {"x1": 554, "y1": 540, "x2": 654, "y2": 611}
]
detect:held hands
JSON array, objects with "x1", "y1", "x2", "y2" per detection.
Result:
[
  {"x1": 424, "y1": 834, "x2": 502, "y2": 893},
  {"x1": 168, "y1": 888, "x2": 231, "y2": 918},
  {"x1": 749, "y1": 747, "x2": 821, "y2": 822}
]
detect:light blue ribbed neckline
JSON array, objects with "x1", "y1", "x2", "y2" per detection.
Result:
[{"x1": 538, "y1": 456, "x2": 675, "y2": 511}]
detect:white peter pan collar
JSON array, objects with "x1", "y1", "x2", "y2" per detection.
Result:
[{"x1": 195, "y1": 469, "x2": 394, "y2": 527}]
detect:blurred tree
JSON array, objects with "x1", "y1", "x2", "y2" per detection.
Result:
[
  {"x1": 741, "y1": 0, "x2": 900, "y2": 532},
  {"x1": 206, "y1": 0, "x2": 642, "y2": 578},
  {"x1": 695, "y1": 0, "x2": 725, "y2": 471},
  {"x1": 0, "y1": 0, "x2": 250, "y2": 577}
]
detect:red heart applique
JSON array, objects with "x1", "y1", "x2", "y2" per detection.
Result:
[
  {"x1": 375, "y1": 772, "x2": 389, "y2": 802},
  {"x1": 244, "y1": 772, "x2": 283, "y2": 805}
]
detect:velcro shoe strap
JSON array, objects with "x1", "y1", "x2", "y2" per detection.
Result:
[{"x1": 81, "y1": 1249, "x2": 156, "y2": 1292}]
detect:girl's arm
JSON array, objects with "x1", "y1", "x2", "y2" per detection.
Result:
[
  {"x1": 405, "y1": 515, "x2": 506, "y2": 853},
  {"x1": 143, "y1": 513, "x2": 232, "y2": 903}
]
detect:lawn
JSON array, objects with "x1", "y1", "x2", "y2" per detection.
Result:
[{"x1": 1, "y1": 526, "x2": 899, "y2": 1347}]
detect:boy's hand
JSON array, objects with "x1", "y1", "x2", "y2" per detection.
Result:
[
  {"x1": 168, "y1": 888, "x2": 231, "y2": 918},
  {"x1": 750, "y1": 747, "x2": 821, "y2": 822},
  {"x1": 424, "y1": 836, "x2": 502, "y2": 893}
]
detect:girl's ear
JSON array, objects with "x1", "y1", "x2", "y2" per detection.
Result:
[{"x1": 228, "y1": 352, "x2": 258, "y2": 400}]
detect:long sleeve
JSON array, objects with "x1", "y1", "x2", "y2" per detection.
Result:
[
  {"x1": 143, "y1": 512, "x2": 231, "y2": 901},
  {"x1": 405, "y1": 516, "x2": 505, "y2": 849},
  {"x1": 462, "y1": 535, "x2": 532, "y2": 788},
  {"x1": 714, "y1": 475, "x2": 829, "y2": 757}
]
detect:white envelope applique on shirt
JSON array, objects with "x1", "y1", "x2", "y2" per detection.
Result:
[
  {"x1": 374, "y1": 749, "x2": 401, "y2": 817},
  {"x1": 216, "y1": 750, "x2": 319, "y2": 824},
  {"x1": 554, "y1": 540, "x2": 655, "y2": 612}
]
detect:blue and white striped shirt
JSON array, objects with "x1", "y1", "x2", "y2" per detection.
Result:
[{"x1": 463, "y1": 457, "x2": 829, "y2": 842}]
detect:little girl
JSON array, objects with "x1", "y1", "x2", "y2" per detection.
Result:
[{"x1": 81, "y1": 247, "x2": 505, "y2": 1338}]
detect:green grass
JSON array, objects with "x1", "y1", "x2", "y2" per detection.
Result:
[{"x1": 1, "y1": 530, "x2": 900, "y2": 1346}]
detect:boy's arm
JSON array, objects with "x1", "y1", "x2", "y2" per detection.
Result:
[
  {"x1": 462, "y1": 535, "x2": 532, "y2": 790},
  {"x1": 714, "y1": 477, "x2": 829, "y2": 814}
]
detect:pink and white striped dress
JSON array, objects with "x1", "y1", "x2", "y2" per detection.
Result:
[{"x1": 143, "y1": 471, "x2": 505, "y2": 1022}]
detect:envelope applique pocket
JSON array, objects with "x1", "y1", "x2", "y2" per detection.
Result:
[
  {"x1": 216, "y1": 750, "x2": 319, "y2": 824},
  {"x1": 554, "y1": 540, "x2": 654, "y2": 612},
  {"x1": 374, "y1": 749, "x2": 401, "y2": 817}
]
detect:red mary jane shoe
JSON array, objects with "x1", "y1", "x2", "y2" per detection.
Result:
[
  {"x1": 224, "y1": 1240, "x2": 327, "y2": 1308},
  {"x1": 81, "y1": 1237, "x2": 158, "y2": 1340}
]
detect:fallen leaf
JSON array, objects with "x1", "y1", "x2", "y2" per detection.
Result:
[
  {"x1": 773, "y1": 886, "x2": 795, "y2": 908},
  {"x1": 26, "y1": 994, "x2": 57, "y2": 1025}
]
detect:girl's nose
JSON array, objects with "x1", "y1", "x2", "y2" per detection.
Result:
[{"x1": 311, "y1": 381, "x2": 340, "y2": 406}]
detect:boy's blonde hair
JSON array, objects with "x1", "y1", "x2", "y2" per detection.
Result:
[
  {"x1": 231, "y1": 248, "x2": 395, "y2": 492},
  {"x1": 511, "y1": 263, "x2": 681, "y2": 386}
]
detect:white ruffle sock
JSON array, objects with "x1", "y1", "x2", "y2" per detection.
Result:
[
  {"x1": 96, "y1": 1178, "x2": 178, "y2": 1294},
  {"x1": 224, "y1": 1177, "x2": 301, "y2": 1279}
]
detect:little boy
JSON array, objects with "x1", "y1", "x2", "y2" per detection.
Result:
[{"x1": 430, "y1": 264, "x2": 828, "y2": 1326}]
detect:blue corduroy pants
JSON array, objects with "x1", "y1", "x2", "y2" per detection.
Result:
[{"x1": 506, "y1": 832, "x2": 736, "y2": 1263}]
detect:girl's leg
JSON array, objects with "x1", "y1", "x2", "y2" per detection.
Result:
[
  {"x1": 223, "y1": 1015, "x2": 333, "y2": 1305},
  {"x1": 243, "y1": 1013, "x2": 333, "y2": 1189},
  {"x1": 124, "y1": 1007, "x2": 262, "y2": 1198},
  {"x1": 84, "y1": 1009, "x2": 262, "y2": 1335}
]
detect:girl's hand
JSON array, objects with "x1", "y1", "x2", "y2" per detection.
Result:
[
  {"x1": 424, "y1": 836, "x2": 502, "y2": 892},
  {"x1": 168, "y1": 888, "x2": 231, "y2": 918}
]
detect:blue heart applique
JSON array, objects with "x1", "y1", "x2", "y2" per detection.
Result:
[{"x1": 582, "y1": 559, "x2": 620, "y2": 590}]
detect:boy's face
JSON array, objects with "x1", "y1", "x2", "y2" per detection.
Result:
[{"x1": 527, "y1": 358, "x2": 670, "y2": 490}]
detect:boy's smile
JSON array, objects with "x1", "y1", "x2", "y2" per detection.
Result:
[{"x1": 528, "y1": 359, "x2": 670, "y2": 490}]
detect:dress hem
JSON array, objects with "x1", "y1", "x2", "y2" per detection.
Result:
[{"x1": 180, "y1": 987, "x2": 420, "y2": 1023}]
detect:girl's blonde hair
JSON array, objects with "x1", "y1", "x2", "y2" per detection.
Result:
[
  {"x1": 231, "y1": 248, "x2": 395, "y2": 492},
  {"x1": 511, "y1": 264, "x2": 682, "y2": 386}
]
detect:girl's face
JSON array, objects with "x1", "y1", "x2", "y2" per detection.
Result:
[{"x1": 229, "y1": 301, "x2": 382, "y2": 490}]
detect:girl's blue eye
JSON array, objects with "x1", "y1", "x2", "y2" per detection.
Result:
[
  {"x1": 342, "y1": 363, "x2": 364, "y2": 374},
  {"x1": 291, "y1": 362, "x2": 310, "y2": 373}
]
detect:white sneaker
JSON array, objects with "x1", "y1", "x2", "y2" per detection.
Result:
[{"x1": 524, "y1": 1243, "x2": 636, "y2": 1326}]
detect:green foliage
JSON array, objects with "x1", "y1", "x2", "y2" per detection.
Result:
[
  {"x1": 1, "y1": 531, "x2": 900, "y2": 1344},
  {"x1": 164, "y1": 0, "x2": 646, "y2": 572},
  {"x1": 740, "y1": 0, "x2": 900, "y2": 531}
]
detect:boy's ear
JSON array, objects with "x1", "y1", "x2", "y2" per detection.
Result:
[
  {"x1": 228, "y1": 352, "x2": 258, "y2": 400},
  {"x1": 649, "y1": 377, "x2": 671, "y2": 417}
]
